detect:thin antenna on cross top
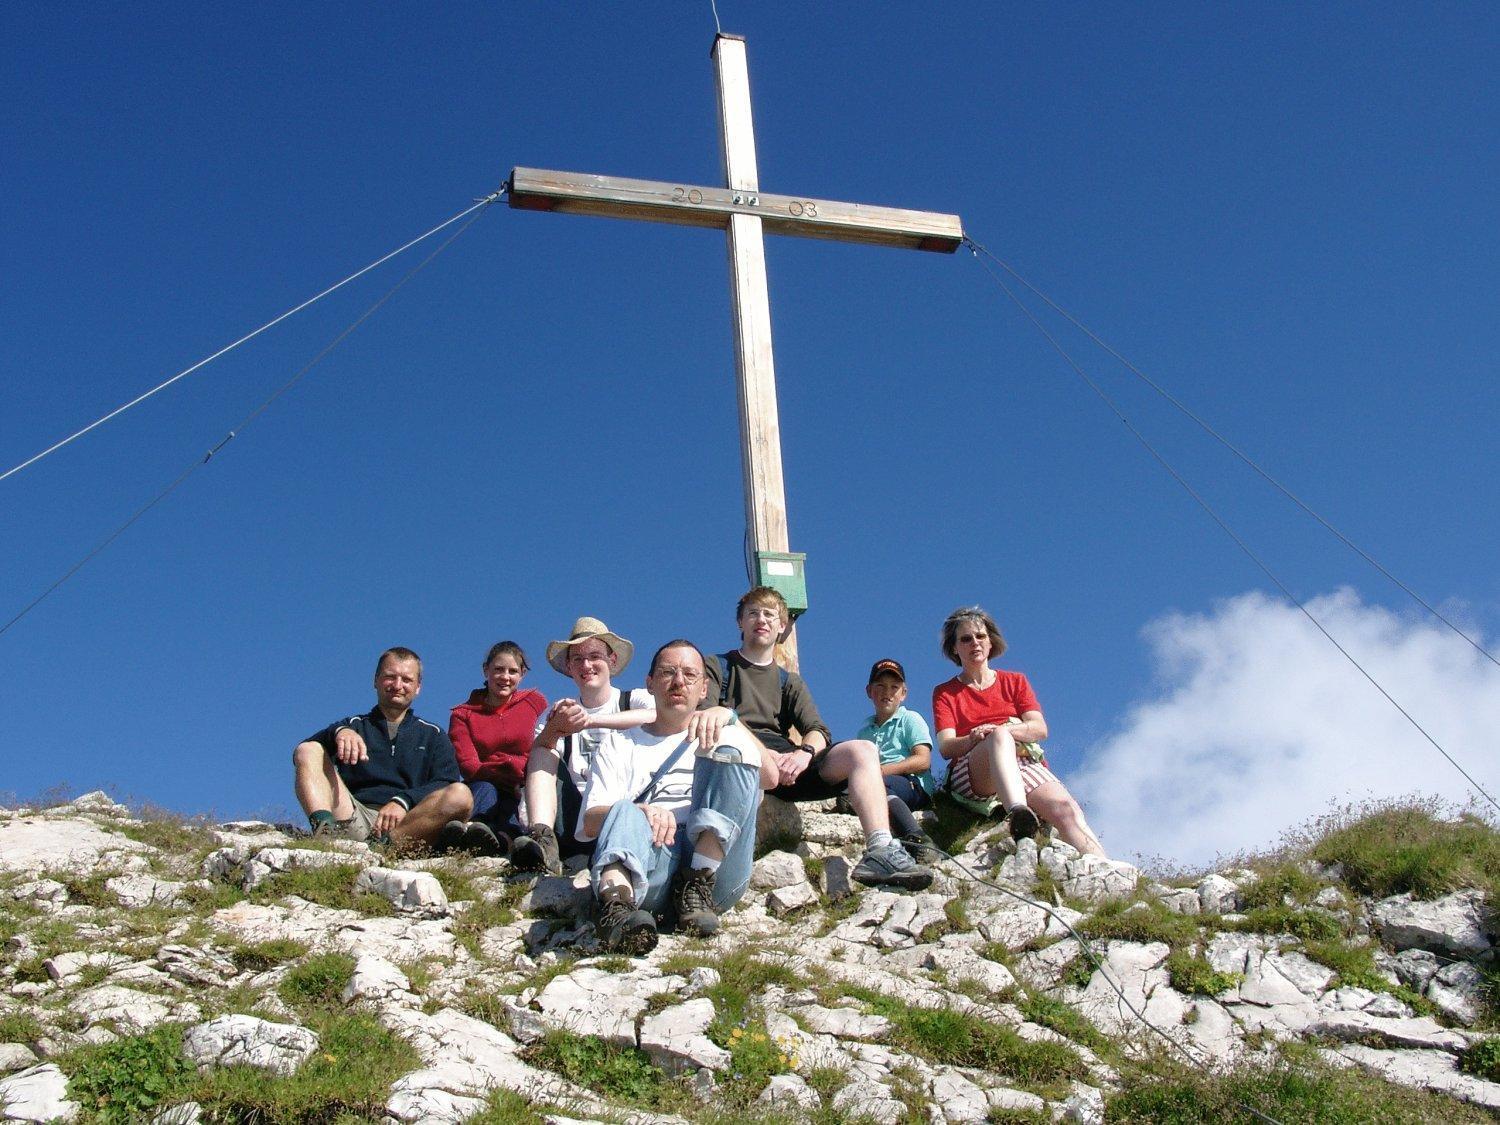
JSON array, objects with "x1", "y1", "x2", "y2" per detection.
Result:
[{"x1": 708, "y1": 0, "x2": 724, "y2": 36}]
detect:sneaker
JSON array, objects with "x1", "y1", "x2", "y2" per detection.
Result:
[
  {"x1": 1008, "y1": 805, "x2": 1040, "y2": 843},
  {"x1": 852, "y1": 841, "x2": 933, "y2": 891},
  {"x1": 436, "y1": 819, "x2": 468, "y2": 854},
  {"x1": 899, "y1": 832, "x2": 944, "y2": 867},
  {"x1": 463, "y1": 822, "x2": 509, "y2": 858},
  {"x1": 596, "y1": 894, "x2": 658, "y2": 955},
  {"x1": 511, "y1": 825, "x2": 562, "y2": 875},
  {"x1": 672, "y1": 866, "x2": 720, "y2": 937}
]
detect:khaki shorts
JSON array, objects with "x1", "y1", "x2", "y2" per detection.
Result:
[{"x1": 334, "y1": 796, "x2": 381, "y2": 841}]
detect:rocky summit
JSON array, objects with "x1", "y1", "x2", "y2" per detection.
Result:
[{"x1": 0, "y1": 792, "x2": 1497, "y2": 1123}]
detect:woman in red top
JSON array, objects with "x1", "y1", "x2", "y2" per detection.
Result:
[
  {"x1": 442, "y1": 641, "x2": 548, "y2": 856},
  {"x1": 931, "y1": 606, "x2": 1104, "y2": 856}
]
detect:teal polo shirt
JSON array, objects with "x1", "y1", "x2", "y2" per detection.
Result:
[{"x1": 856, "y1": 706, "x2": 935, "y2": 796}]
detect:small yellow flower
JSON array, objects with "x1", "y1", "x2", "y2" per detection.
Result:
[{"x1": 730, "y1": 1027, "x2": 743, "y2": 1039}]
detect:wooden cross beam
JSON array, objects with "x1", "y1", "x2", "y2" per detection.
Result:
[{"x1": 509, "y1": 34, "x2": 964, "y2": 669}]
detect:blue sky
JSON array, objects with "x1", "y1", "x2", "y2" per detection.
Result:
[{"x1": 4, "y1": 3, "x2": 1497, "y2": 864}]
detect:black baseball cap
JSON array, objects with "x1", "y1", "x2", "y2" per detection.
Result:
[{"x1": 867, "y1": 658, "x2": 906, "y2": 684}]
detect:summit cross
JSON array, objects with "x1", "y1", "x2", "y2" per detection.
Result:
[{"x1": 509, "y1": 33, "x2": 964, "y2": 669}]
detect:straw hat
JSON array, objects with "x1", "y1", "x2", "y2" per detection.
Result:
[{"x1": 545, "y1": 616, "x2": 634, "y2": 675}]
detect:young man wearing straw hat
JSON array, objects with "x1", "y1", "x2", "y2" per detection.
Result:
[{"x1": 511, "y1": 616, "x2": 654, "y2": 874}]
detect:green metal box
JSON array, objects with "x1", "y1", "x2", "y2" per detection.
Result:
[{"x1": 754, "y1": 550, "x2": 807, "y2": 619}]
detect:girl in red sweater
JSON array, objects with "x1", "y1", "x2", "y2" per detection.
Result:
[{"x1": 442, "y1": 641, "x2": 548, "y2": 856}]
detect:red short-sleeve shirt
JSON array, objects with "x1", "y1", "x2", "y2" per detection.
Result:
[{"x1": 931, "y1": 670, "x2": 1040, "y2": 738}]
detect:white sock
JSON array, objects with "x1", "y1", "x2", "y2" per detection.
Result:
[
  {"x1": 690, "y1": 853, "x2": 721, "y2": 873},
  {"x1": 867, "y1": 830, "x2": 893, "y2": 850}
]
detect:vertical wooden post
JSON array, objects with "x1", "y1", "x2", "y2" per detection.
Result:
[{"x1": 713, "y1": 33, "x2": 799, "y2": 670}]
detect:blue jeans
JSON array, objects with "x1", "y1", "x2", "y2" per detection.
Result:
[
  {"x1": 466, "y1": 781, "x2": 524, "y2": 838},
  {"x1": 883, "y1": 774, "x2": 932, "y2": 810},
  {"x1": 591, "y1": 756, "x2": 761, "y2": 916}
]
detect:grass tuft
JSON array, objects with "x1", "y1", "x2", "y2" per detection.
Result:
[
  {"x1": 1166, "y1": 950, "x2": 1242, "y2": 997},
  {"x1": 841, "y1": 985, "x2": 1084, "y2": 1092},
  {"x1": 230, "y1": 937, "x2": 310, "y2": 973},
  {"x1": 65, "y1": 1024, "x2": 195, "y2": 1124},
  {"x1": 278, "y1": 951, "x2": 356, "y2": 1009},
  {"x1": 1301, "y1": 799, "x2": 1500, "y2": 902},
  {"x1": 525, "y1": 1032, "x2": 664, "y2": 1105}
]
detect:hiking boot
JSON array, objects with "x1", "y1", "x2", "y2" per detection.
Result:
[
  {"x1": 463, "y1": 821, "x2": 508, "y2": 858},
  {"x1": 1008, "y1": 804, "x2": 1040, "y2": 843},
  {"x1": 596, "y1": 893, "x2": 658, "y2": 955},
  {"x1": 436, "y1": 819, "x2": 468, "y2": 855},
  {"x1": 511, "y1": 825, "x2": 562, "y2": 875},
  {"x1": 852, "y1": 841, "x2": 933, "y2": 891},
  {"x1": 899, "y1": 832, "x2": 944, "y2": 867},
  {"x1": 672, "y1": 866, "x2": 720, "y2": 937},
  {"x1": 309, "y1": 819, "x2": 334, "y2": 839}
]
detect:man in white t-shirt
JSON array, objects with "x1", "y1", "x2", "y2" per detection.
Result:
[
  {"x1": 511, "y1": 617, "x2": 654, "y2": 875},
  {"x1": 580, "y1": 638, "x2": 774, "y2": 954}
]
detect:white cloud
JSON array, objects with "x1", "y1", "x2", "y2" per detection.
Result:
[{"x1": 1071, "y1": 588, "x2": 1500, "y2": 870}]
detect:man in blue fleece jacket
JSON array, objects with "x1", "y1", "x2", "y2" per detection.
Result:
[{"x1": 293, "y1": 647, "x2": 472, "y2": 844}]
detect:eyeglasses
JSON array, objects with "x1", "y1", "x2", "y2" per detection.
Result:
[{"x1": 653, "y1": 666, "x2": 703, "y2": 684}]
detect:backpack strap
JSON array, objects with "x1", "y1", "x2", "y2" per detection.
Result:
[
  {"x1": 717, "y1": 654, "x2": 731, "y2": 708},
  {"x1": 631, "y1": 735, "x2": 697, "y2": 806}
]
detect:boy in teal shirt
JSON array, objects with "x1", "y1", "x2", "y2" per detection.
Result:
[{"x1": 856, "y1": 659, "x2": 941, "y2": 865}]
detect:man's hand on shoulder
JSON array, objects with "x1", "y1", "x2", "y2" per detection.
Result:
[
  {"x1": 374, "y1": 801, "x2": 407, "y2": 835},
  {"x1": 335, "y1": 727, "x2": 368, "y2": 765},
  {"x1": 686, "y1": 706, "x2": 734, "y2": 748}
]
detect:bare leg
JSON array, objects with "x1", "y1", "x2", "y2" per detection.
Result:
[
  {"x1": 1028, "y1": 781, "x2": 1106, "y2": 857},
  {"x1": 815, "y1": 739, "x2": 891, "y2": 839},
  {"x1": 964, "y1": 729, "x2": 1028, "y2": 809},
  {"x1": 293, "y1": 743, "x2": 354, "y2": 819},
  {"x1": 522, "y1": 744, "x2": 561, "y2": 830},
  {"x1": 392, "y1": 784, "x2": 473, "y2": 845}
]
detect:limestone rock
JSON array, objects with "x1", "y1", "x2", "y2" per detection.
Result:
[
  {"x1": 831, "y1": 1079, "x2": 905, "y2": 1124},
  {"x1": 1156, "y1": 886, "x2": 1202, "y2": 915},
  {"x1": 1060, "y1": 854, "x2": 1139, "y2": 904},
  {"x1": 0, "y1": 817, "x2": 151, "y2": 877},
  {"x1": 8, "y1": 880, "x2": 68, "y2": 913},
  {"x1": 821, "y1": 855, "x2": 856, "y2": 901},
  {"x1": 639, "y1": 998, "x2": 731, "y2": 1073},
  {"x1": 354, "y1": 867, "x2": 449, "y2": 915},
  {"x1": 755, "y1": 795, "x2": 803, "y2": 851},
  {"x1": 799, "y1": 812, "x2": 866, "y2": 847},
  {"x1": 1332, "y1": 1043, "x2": 1500, "y2": 1111},
  {"x1": 1197, "y1": 873, "x2": 1241, "y2": 915},
  {"x1": 1309, "y1": 1012, "x2": 1467, "y2": 1054},
  {"x1": 1426, "y1": 961, "x2": 1486, "y2": 1025},
  {"x1": 342, "y1": 954, "x2": 413, "y2": 1006},
  {"x1": 147, "y1": 1104, "x2": 202, "y2": 1125},
  {"x1": 750, "y1": 850, "x2": 807, "y2": 891},
  {"x1": 44, "y1": 951, "x2": 131, "y2": 982},
  {"x1": 1059, "y1": 1081, "x2": 1106, "y2": 1124},
  {"x1": 182, "y1": 1015, "x2": 319, "y2": 1076},
  {"x1": 757, "y1": 1073, "x2": 821, "y2": 1111},
  {"x1": 928, "y1": 1067, "x2": 990, "y2": 1123},
  {"x1": 767, "y1": 881, "x2": 819, "y2": 916},
  {"x1": 0, "y1": 1063, "x2": 79, "y2": 1122},
  {"x1": 209, "y1": 899, "x2": 458, "y2": 962},
  {"x1": 986, "y1": 1085, "x2": 1047, "y2": 1115},
  {"x1": 996, "y1": 838, "x2": 1038, "y2": 886},
  {"x1": 69, "y1": 985, "x2": 199, "y2": 1034},
  {"x1": 1373, "y1": 890, "x2": 1493, "y2": 957},
  {"x1": 0, "y1": 1044, "x2": 39, "y2": 1073},
  {"x1": 1392, "y1": 949, "x2": 1441, "y2": 990},
  {"x1": 522, "y1": 873, "x2": 590, "y2": 918},
  {"x1": 791, "y1": 1003, "x2": 891, "y2": 1041},
  {"x1": 105, "y1": 873, "x2": 186, "y2": 908},
  {"x1": 532, "y1": 966, "x2": 683, "y2": 1047}
]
